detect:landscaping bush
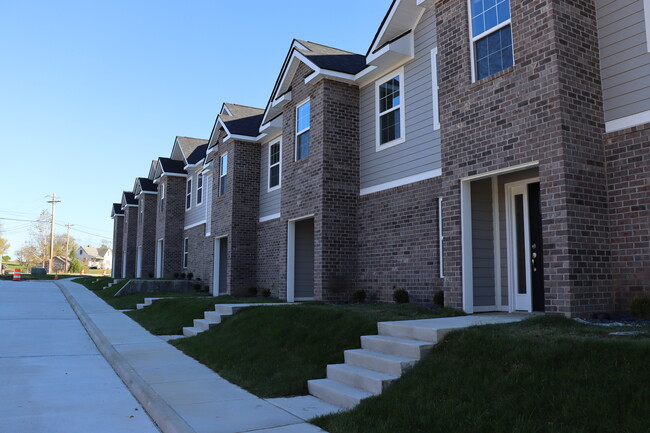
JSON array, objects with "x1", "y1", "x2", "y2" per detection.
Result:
[
  {"x1": 352, "y1": 289, "x2": 367, "y2": 304},
  {"x1": 630, "y1": 295, "x2": 650, "y2": 319},
  {"x1": 261, "y1": 288, "x2": 271, "y2": 298},
  {"x1": 433, "y1": 290, "x2": 444, "y2": 307},
  {"x1": 393, "y1": 288, "x2": 409, "y2": 304},
  {"x1": 247, "y1": 286, "x2": 258, "y2": 297},
  {"x1": 187, "y1": 272, "x2": 194, "y2": 279},
  {"x1": 180, "y1": 272, "x2": 186, "y2": 279},
  {"x1": 173, "y1": 272, "x2": 179, "y2": 279}
]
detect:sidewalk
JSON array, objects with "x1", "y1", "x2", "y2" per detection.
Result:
[{"x1": 56, "y1": 279, "x2": 328, "y2": 433}]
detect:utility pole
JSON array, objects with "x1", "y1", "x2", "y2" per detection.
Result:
[
  {"x1": 65, "y1": 223, "x2": 72, "y2": 273},
  {"x1": 46, "y1": 194, "x2": 61, "y2": 274}
]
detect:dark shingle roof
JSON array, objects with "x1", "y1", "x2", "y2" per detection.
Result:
[
  {"x1": 221, "y1": 104, "x2": 264, "y2": 137},
  {"x1": 123, "y1": 192, "x2": 137, "y2": 206},
  {"x1": 296, "y1": 40, "x2": 367, "y2": 74},
  {"x1": 176, "y1": 136, "x2": 208, "y2": 159},
  {"x1": 159, "y1": 157, "x2": 187, "y2": 175},
  {"x1": 186, "y1": 144, "x2": 208, "y2": 165},
  {"x1": 112, "y1": 203, "x2": 123, "y2": 216},
  {"x1": 138, "y1": 177, "x2": 158, "y2": 193}
]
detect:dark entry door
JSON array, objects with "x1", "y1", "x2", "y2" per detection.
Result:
[
  {"x1": 528, "y1": 182, "x2": 545, "y2": 312},
  {"x1": 294, "y1": 218, "x2": 315, "y2": 299},
  {"x1": 219, "y1": 238, "x2": 228, "y2": 295}
]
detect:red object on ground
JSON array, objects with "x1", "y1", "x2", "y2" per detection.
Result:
[{"x1": 13, "y1": 269, "x2": 21, "y2": 281}]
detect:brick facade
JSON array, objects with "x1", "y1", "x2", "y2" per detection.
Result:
[
  {"x1": 437, "y1": 0, "x2": 611, "y2": 316},
  {"x1": 136, "y1": 193, "x2": 157, "y2": 278},
  {"x1": 183, "y1": 224, "x2": 212, "y2": 289},
  {"x1": 604, "y1": 124, "x2": 650, "y2": 311},
  {"x1": 155, "y1": 176, "x2": 186, "y2": 278},
  {"x1": 256, "y1": 218, "x2": 283, "y2": 297},
  {"x1": 358, "y1": 178, "x2": 444, "y2": 304},
  {"x1": 122, "y1": 206, "x2": 138, "y2": 278},
  {"x1": 111, "y1": 214, "x2": 124, "y2": 278}
]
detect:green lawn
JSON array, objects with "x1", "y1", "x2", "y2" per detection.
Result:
[
  {"x1": 125, "y1": 296, "x2": 283, "y2": 335},
  {"x1": 76, "y1": 277, "x2": 211, "y2": 310},
  {"x1": 313, "y1": 316, "x2": 650, "y2": 433},
  {"x1": 171, "y1": 304, "x2": 462, "y2": 397}
]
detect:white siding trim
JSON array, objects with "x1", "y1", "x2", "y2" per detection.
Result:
[
  {"x1": 360, "y1": 168, "x2": 441, "y2": 196},
  {"x1": 605, "y1": 109, "x2": 650, "y2": 133},
  {"x1": 183, "y1": 221, "x2": 206, "y2": 231},
  {"x1": 259, "y1": 213, "x2": 281, "y2": 223},
  {"x1": 431, "y1": 47, "x2": 440, "y2": 131}
]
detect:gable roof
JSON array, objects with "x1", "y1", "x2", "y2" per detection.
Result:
[
  {"x1": 111, "y1": 203, "x2": 124, "y2": 218},
  {"x1": 262, "y1": 39, "x2": 366, "y2": 125},
  {"x1": 137, "y1": 177, "x2": 158, "y2": 193},
  {"x1": 158, "y1": 157, "x2": 187, "y2": 175},
  {"x1": 208, "y1": 103, "x2": 265, "y2": 148},
  {"x1": 177, "y1": 136, "x2": 208, "y2": 158},
  {"x1": 79, "y1": 245, "x2": 111, "y2": 259},
  {"x1": 121, "y1": 191, "x2": 137, "y2": 209},
  {"x1": 186, "y1": 143, "x2": 208, "y2": 165}
]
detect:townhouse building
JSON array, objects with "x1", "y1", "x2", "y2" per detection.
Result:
[
  {"x1": 110, "y1": 203, "x2": 124, "y2": 278},
  {"x1": 134, "y1": 176, "x2": 158, "y2": 278},
  {"x1": 112, "y1": 0, "x2": 649, "y2": 316},
  {"x1": 120, "y1": 191, "x2": 138, "y2": 278}
]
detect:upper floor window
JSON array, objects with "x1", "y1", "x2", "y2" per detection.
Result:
[
  {"x1": 296, "y1": 101, "x2": 310, "y2": 160},
  {"x1": 220, "y1": 153, "x2": 228, "y2": 196},
  {"x1": 159, "y1": 184, "x2": 165, "y2": 212},
  {"x1": 268, "y1": 140, "x2": 281, "y2": 191},
  {"x1": 431, "y1": 48, "x2": 440, "y2": 131},
  {"x1": 186, "y1": 179, "x2": 192, "y2": 210},
  {"x1": 469, "y1": 0, "x2": 513, "y2": 81},
  {"x1": 196, "y1": 174, "x2": 203, "y2": 205},
  {"x1": 376, "y1": 67, "x2": 405, "y2": 150}
]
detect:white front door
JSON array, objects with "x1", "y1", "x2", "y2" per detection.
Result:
[{"x1": 506, "y1": 182, "x2": 534, "y2": 312}]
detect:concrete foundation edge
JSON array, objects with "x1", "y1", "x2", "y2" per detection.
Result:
[{"x1": 56, "y1": 281, "x2": 197, "y2": 433}]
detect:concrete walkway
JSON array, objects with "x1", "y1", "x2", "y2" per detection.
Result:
[
  {"x1": 54, "y1": 278, "x2": 328, "y2": 433},
  {"x1": 0, "y1": 280, "x2": 161, "y2": 433}
]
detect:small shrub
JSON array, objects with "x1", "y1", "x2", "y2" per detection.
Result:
[
  {"x1": 187, "y1": 272, "x2": 194, "y2": 280},
  {"x1": 248, "y1": 286, "x2": 258, "y2": 297},
  {"x1": 173, "y1": 272, "x2": 179, "y2": 279},
  {"x1": 393, "y1": 288, "x2": 410, "y2": 304},
  {"x1": 261, "y1": 288, "x2": 271, "y2": 298},
  {"x1": 180, "y1": 272, "x2": 186, "y2": 279},
  {"x1": 433, "y1": 290, "x2": 444, "y2": 307},
  {"x1": 203, "y1": 285, "x2": 210, "y2": 292},
  {"x1": 630, "y1": 295, "x2": 650, "y2": 319},
  {"x1": 352, "y1": 289, "x2": 367, "y2": 304}
]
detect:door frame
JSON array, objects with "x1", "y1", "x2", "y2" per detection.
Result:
[
  {"x1": 136, "y1": 246, "x2": 143, "y2": 278},
  {"x1": 213, "y1": 235, "x2": 228, "y2": 296},
  {"x1": 504, "y1": 177, "x2": 540, "y2": 313},
  {"x1": 287, "y1": 214, "x2": 315, "y2": 303},
  {"x1": 155, "y1": 239, "x2": 164, "y2": 278}
]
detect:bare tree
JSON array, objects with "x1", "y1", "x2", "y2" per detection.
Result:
[{"x1": 17, "y1": 210, "x2": 76, "y2": 269}]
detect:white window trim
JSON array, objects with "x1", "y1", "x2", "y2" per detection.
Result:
[
  {"x1": 183, "y1": 238, "x2": 189, "y2": 268},
  {"x1": 431, "y1": 48, "x2": 440, "y2": 131},
  {"x1": 467, "y1": 0, "x2": 513, "y2": 83},
  {"x1": 643, "y1": 0, "x2": 650, "y2": 53},
  {"x1": 196, "y1": 173, "x2": 203, "y2": 206},
  {"x1": 268, "y1": 139, "x2": 282, "y2": 192},
  {"x1": 186, "y1": 178, "x2": 192, "y2": 210},
  {"x1": 295, "y1": 99, "x2": 310, "y2": 161},
  {"x1": 375, "y1": 66, "x2": 406, "y2": 151},
  {"x1": 159, "y1": 184, "x2": 165, "y2": 212},
  {"x1": 219, "y1": 153, "x2": 228, "y2": 196}
]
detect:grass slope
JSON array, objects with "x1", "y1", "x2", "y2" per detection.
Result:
[
  {"x1": 171, "y1": 304, "x2": 462, "y2": 397},
  {"x1": 125, "y1": 296, "x2": 283, "y2": 335},
  {"x1": 313, "y1": 316, "x2": 650, "y2": 433}
]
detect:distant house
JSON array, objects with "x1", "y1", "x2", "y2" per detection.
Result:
[
  {"x1": 52, "y1": 256, "x2": 68, "y2": 272},
  {"x1": 77, "y1": 245, "x2": 112, "y2": 269}
]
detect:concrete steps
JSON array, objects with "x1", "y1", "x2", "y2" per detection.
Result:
[
  {"x1": 182, "y1": 302, "x2": 291, "y2": 337},
  {"x1": 307, "y1": 313, "x2": 528, "y2": 409},
  {"x1": 136, "y1": 297, "x2": 167, "y2": 310}
]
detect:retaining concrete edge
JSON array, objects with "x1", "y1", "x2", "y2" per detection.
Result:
[{"x1": 56, "y1": 281, "x2": 197, "y2": 433}]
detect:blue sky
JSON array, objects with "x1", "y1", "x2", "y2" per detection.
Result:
[{"x1": 0, "y1": 0, "x2": 392, "y2": 257}]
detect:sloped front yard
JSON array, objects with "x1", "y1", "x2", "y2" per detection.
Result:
[{"x1": 313, "y1": 316, "x2": 650, "y2": 433}]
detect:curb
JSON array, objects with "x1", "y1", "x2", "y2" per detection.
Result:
[{"x1": 56, "y1": 281, "x2": 197, "y2": 433}]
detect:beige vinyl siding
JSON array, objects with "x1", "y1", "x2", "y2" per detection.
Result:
[
  {"x1": 359, "y1": 7, "x2": 441, "y2": 190},
  {"x1": 597, "y1": 0, "x2": 650, "y2": 122}
]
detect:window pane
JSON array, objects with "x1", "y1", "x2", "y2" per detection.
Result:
[
  {"x1": 497, "y1": 0, "x2": 510, "y2": 22},
  {"x1": 297, "y1": 101, "x2": 310, "y2": 132},
  {"x1": 379, "y1": 77, "x2": 400, "y2": 113},
  {"x1": 220, "y1": 175, "x2": 227, "y2": 195},
  {"x1": 475, "y1": 25, "x2": 513, "y2": 80},
  {"x1": 270, "y1": 143, "x2": 280, "y2": 165},
  {"x1": 380, "y1": 109, "x2": 401, "y2": 144},
  {"x1": 471, "y1": 0, "x2": 510, "y2": 36},
  {"x1": 270, "y1": 165, "x2": 279, "y2": 188},
  {"x1": 471, "y1": 0, "x2": 483, "y2": 17},
  {"x1": 220, "y1": 154, "x2": 228, "y2": 176},
  {"x1": 297, "y1": 131, "x2": 310, "y2": 160}
]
